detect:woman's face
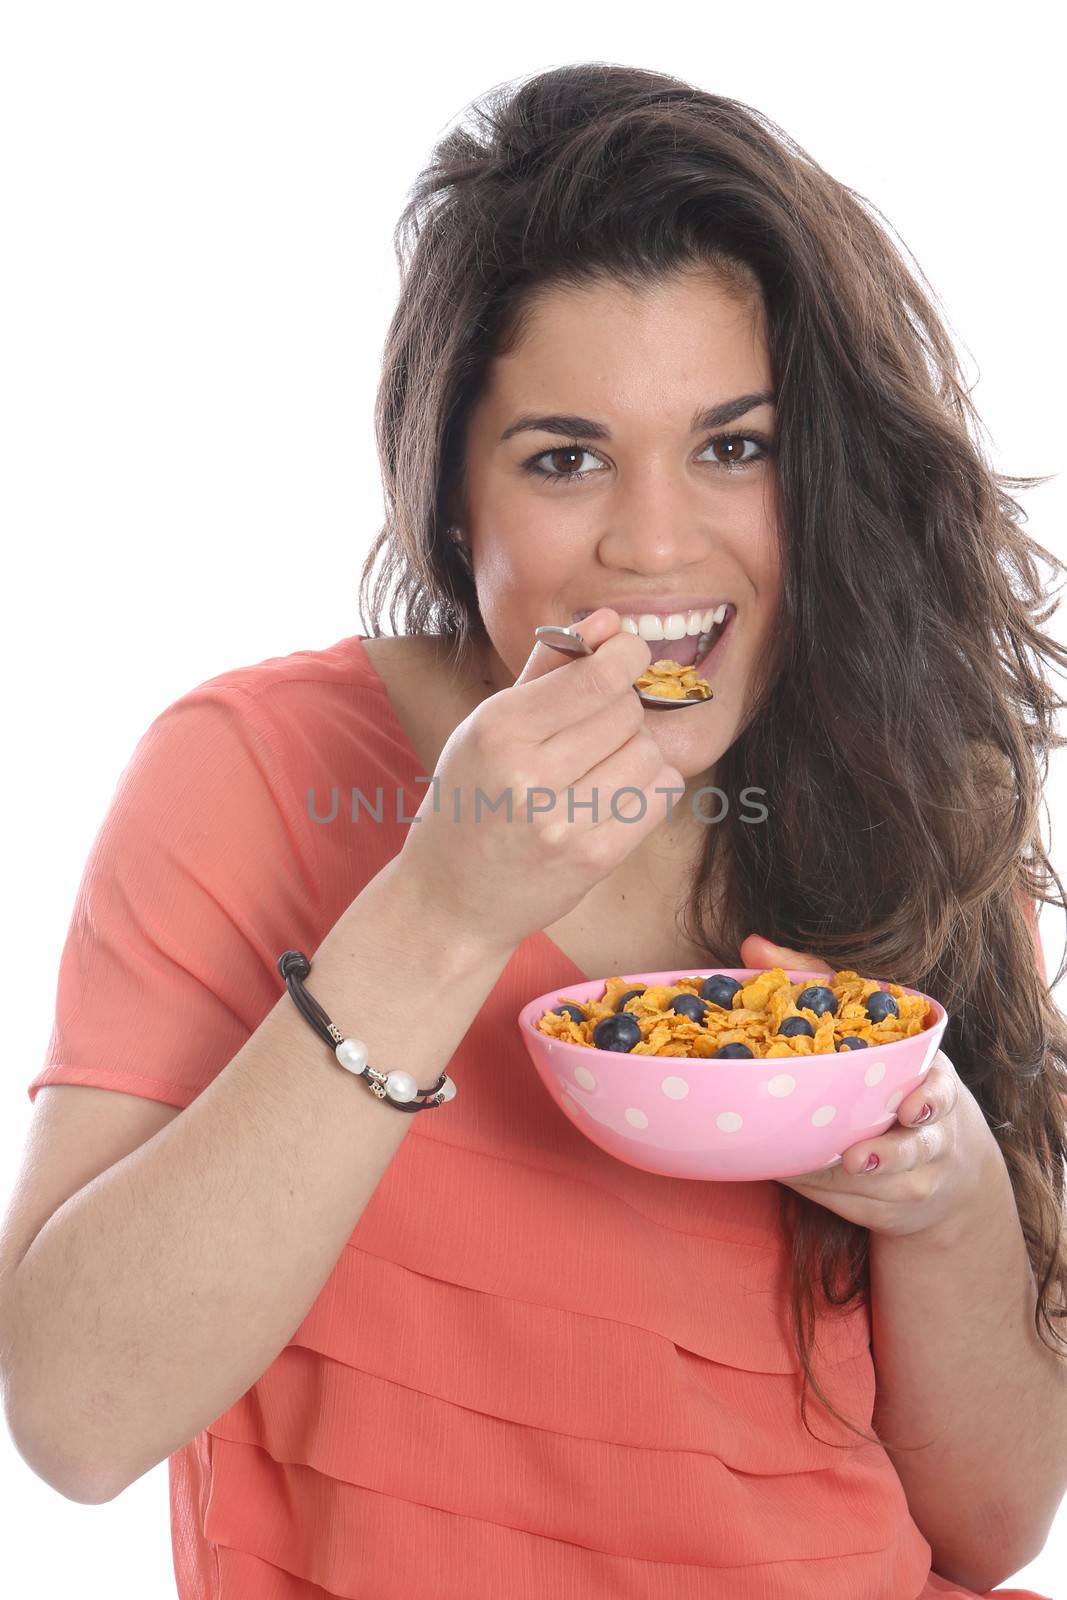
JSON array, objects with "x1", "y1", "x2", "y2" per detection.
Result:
[{"x1": 457, "y1": 267, "x2": 782, "y2": 795}]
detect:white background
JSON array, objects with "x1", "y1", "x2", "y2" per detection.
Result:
[{"x1": 1, "y1": 1, "x2": 1065, "y2": 1594}]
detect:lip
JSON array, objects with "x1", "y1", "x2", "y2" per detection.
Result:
[{"x1": 572, "y1": 597, "x2": 732, "y2": 621}]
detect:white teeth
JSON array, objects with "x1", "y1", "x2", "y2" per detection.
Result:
[
  {"x1": 578, "y1": 604, "x2": 731, "y2": 637},
  {"x1": 633, "y1": 609, "x2": 724, "y2": 641},
  {"x1": 694, "y1": 604, "x2": 731, "y2": 660}
]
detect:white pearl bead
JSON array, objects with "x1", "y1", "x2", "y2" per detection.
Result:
[
  {"x1": 385, "y1": 1070, "x2": 419, "y2": 1103},
  {"x1": 335, "y1": 1038, "x2": 368, "y2": 1073}
]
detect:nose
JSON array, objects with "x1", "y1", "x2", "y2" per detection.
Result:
[
  {"x1": 598, "y1": 515, "x2": 714, "y2": 576},
  {"x1": 595, "y1": 478, "x2": 716, "y2": 573}
]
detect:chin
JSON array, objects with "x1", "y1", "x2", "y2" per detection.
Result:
[
  {"x1": 657, "y1": 731, "x2": 731, "y2": 780},
  {"x1": 651, "y1": 708, "x2": 736, "y2": 796}
]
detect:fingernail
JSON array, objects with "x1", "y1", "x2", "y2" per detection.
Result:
[
  {"x1": 863, "y1": 1153, "x2": 880, "y2": 1172},
  {"x1": 913, "y1": 1103, "x2": 933, "y2": 1124}
]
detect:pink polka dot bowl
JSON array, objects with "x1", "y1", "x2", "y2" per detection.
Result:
[{"x1": 517, "y1": 968, "x2": 948, "y2": 1182}]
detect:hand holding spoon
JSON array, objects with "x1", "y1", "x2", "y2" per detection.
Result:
[{"x1": 534, "y1": 624, "x2": 715, "y2": 711}]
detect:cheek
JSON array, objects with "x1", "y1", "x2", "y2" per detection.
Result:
[
  {"x1": 478, "y1": 543, "x2": 572, "y2": 622},
  {"x1": 743, "y1": 529, "x2": 783, "y2": 651},
  {"x1": 756, "y1": 500, "x2": 783, "y2": 598}
]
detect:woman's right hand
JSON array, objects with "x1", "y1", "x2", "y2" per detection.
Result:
[{"x1": 394, "y1": 608, "x2": 686, "y2": 956}]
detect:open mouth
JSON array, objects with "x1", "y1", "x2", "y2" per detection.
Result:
[
  {"x1": 641, "y1": 607, "x2": 734, "y2": 669},
  {"x1": 571, "y1": 604, "x2": 736, "y2": 669},
  {"x1": 625, "y1": 606, "x2": 736, "y2": 669}
]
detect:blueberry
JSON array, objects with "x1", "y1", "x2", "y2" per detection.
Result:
[
  {"x1": 796, "y1": 984, "x2": 838, "y2": 1018},
  {"x1": 837, "y1": 1036, "x2": 869, "y2": 1051},
  {"x1": 552, "y1": 1003, "x2": 586, "y2": 1024},
  {"x1": 592, "y1": 1013, "x2": 642, "y2": 1052},
  {"x1": 777, "y1": 1015, "x2": 815, "y2": 1039},
  {"x1": 668, "y1": 993, "x2": 708, "y2": 1024},
  {"x1": 616, "y1": 987, "x2": 646, "y2": 1011},
  {"x1": 713, "y1": 1042, "x2": 753, "y2": 1058},
  {"x1": 865, "y1": 990, "x2": 899, "y2": 1023},
  {"x1": 699, "y1": 974, "x2": 742, "y2": 1009}
]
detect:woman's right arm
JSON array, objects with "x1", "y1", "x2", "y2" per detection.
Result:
[
  {"x1": 1, "y1": 856, "x2": 514, "y2": 1505},
  {"x1": 3, "y1": 607, "x2": 675, "y2": 1507}
]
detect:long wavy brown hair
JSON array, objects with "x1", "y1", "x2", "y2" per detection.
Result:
[{"x1": 357, "y1": 62, "x2": 1067, "y2": 1450}]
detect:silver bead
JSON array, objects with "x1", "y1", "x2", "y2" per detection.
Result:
[
  {"x1": 335, "y1": 1037, "x2": 368, "y2": 1074},
  {"x1": 384, "y1": 1070, "x2": 419, "y2": 1103},
  {"x1": 439, "y1": 1076, "x2": 457, "y2": 1102}
]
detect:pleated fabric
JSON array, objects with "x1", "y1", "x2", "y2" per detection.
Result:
[{"x1": 28, "y1": 631, "x2": 1053, "y2": 1599}]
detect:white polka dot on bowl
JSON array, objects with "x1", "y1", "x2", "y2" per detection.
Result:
[{"x1": 660, "y1": 1077, "x2": 690, "y2": 1101}]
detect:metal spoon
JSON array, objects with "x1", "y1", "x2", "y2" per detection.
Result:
[{"x1": 534, "y1": 625, "x2": 715, "y2": 710}]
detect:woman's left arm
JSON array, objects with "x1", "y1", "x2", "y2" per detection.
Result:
[
  {"x1": 741, "y1": 931, "x2": 1067, "y2": 1592},
  {"x1": 867, "y1": 1112, "x2": 1067, "y2": 1591}
]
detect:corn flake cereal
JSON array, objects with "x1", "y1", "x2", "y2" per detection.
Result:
[
  {"x1": 633, "y1": 659, "x2": 713, "y2": 701},
  {"x1": 536, "y1": 967, "x2": 930, "y2": 1058}
]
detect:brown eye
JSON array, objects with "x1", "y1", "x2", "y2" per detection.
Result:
[
  {"x1": 707, "y1": 435, "x2": 760, "y2": 467},
  {"x1": 522, "y1": 444, "x2": 600, "y2": 485},
  {"x1": 545, "y1": 447, "x2": 587, "y2": 475},
  {"x1": 522, "y1": 431, "x2": 771, "y2": 487}
]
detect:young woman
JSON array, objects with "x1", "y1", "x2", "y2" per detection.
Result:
[{"x1": 6, "y1": 63, "x2": 1066, "y2": 1599}]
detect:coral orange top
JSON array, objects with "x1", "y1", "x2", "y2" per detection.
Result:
[{"x1": 28, "y1": 633, "x2": 1053, "y2": 1600}]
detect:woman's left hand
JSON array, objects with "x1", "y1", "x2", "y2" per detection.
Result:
[{"x1": 740, "y1": 933, "x2": 1002, "y2": 1241}]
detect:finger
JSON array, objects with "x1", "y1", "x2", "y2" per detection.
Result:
[
  {"x1": 513, "y1": 607, "x2": 623, "y2": 686},
  {"x1": 512, "y1": 613, "x2": 653, "y2": 742},
  {"x1": 781, "y1": 1163, "x2": 838, "y2": 1187},
  {"x1": 846, "y1": 1114, "x2": 948, "y2": 1176},
  {"x1": 741, "y1": 933, "x2": 834, "y2": 976},
  {"x1": 898, "y1": 1050, "x2": 957, "y2": 1127}
]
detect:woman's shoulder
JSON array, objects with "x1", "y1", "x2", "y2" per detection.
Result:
[
  {"x1": 359, "y1": 631, "x2": 478, "y2": 680},
  {"x1": 163, "y1": 632, "x2": 434, "y2": 734},
  {"x1": 136, "y1": 633, "x2": 407, "y2": 803},
  {"x1": 166, "y1": 630, "x2": 487, "y2": 783}
]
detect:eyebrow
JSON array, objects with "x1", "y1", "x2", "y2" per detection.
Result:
[{"x1": 498, "y1": 390, "x2": 776, "y2": 444}]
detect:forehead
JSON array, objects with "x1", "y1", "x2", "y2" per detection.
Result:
[{"x1": 482, "y1": 269, "x2": 770, "y2": 411}]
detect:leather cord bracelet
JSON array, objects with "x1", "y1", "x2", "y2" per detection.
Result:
[{"x1": 277, "y1": 950, "x2": 456, "y2": 1111}]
